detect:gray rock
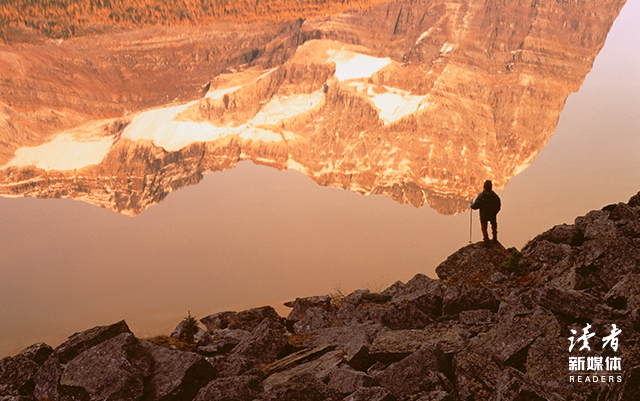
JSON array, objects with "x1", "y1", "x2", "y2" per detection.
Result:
[
  {"x1": 60, "y1": 332, "x2": 152, "y2": 401},
  {"x1": 260, "y1": 372, "x2": 341, "y2": 401},
  {"x1": 471, "y1": 308, "x2": 560, "y2": 367},
  {"x1": 229, "y1": 319, "x2": 288, "y2": 364},
  {"x1": 293, "y1": 307, "x2": 341, "y2": 334},
  {"x1": 210, "y1": 355, "x2": 257, "y2": 378},
  {"x1": 263, "y1": 350, "x2": 345, "y2": 392},
  {"x1": 264, "y1": 345, "x2": 336, "y2": 375},
  {"x1": 453, "y1": 345, "x2": 503, "y2": 401},
  {"x1": 337, "y1": 300, "x2": 433, "y2": 330},
  {"x1": 435, "y1": 242, "x2": 509, "y2": 286},
  {"x1": 0, "y1": 355, "x2": 38, "y2": 396},
  {"x1": 300, "y1": 324, "x2": 383, "y2": 370},
  {"x1": 535, "y1": 224, "x2": 585, "y2": 246},
  {"x1": 536, "y1": 285, "x2": 616, "y2": 321},
  {"x1": 442, "y1": 283, "x2": 499, "y2": 315},
  {"x1": 32, "y1": 357, "x2": 63, "y2": 401},
  {"x1": 196, "y1": 328, "x2": 250, "y2": 356},
  {"x1": 488, "y1": 367, "x2": 563, "y2": 401},
  {"x1": 413, "y1": 391, "x2": 455, "y2": 401},
  {"x1": 140, "y1": 341, "x2": 215, "y2": 401},
  {"x1": 16, "y1": 343, "x2": 53, "y2": 366},
  {"x1": 327, "y1": 368, "x2": 374, "y2": 395},
  {"x1": 575, "y1": 210, "x2": 618, "y2": 239},
  {"x1": 391, "y1": 274, "x2": 443, "y2": 316},
  {"x1": 369, "y1": 325, "x2": 468, "y2": 362},
  {"x1": 376, "y1": 344, "x2": 452, "y2": 399},
  {"x1": 459, "y1": 309, "x2": 495, "y2": 325},
  {"x1": 285, "y1": 295, "x2": 332, "y2": 322},
  {"x1": 605, "y1": 273, "x2": 640, "y2": 310},
  {"x1": 343, "y1": 386, "x2": 397, "y2": 401},
  {"x1": 193, "y1": 374, "x2": 262, "y2": 401},
  {"x1": 200, "y1": 306, "x2": 283, "y2": 332},
  {"x1": 53, "y1": 320, "x2": 131, "y2": 364},
  {"x1": 0, "y1": 396, "x2": 36, "y2": 401}
]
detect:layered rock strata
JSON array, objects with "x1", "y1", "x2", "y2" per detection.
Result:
[
  {"x1": 2, "y1": 190, "x2": 639, "y2": 400},
  {"x1": 0, "y1": 0, "x2": 627, "y2": 215}
]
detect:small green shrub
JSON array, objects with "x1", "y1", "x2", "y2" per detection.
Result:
[
  {"x1": 180, "y1": 311, "x2": 200, "y2": 344},
  {"x1": 502, "y1": 249, "x2": 530, "y2": 276}
]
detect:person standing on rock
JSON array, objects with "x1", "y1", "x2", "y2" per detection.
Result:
[{"x1": 470, "y1": 180, "x2": 501, "y2": 243}]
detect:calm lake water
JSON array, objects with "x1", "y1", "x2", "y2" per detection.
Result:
[{"x1": 1, "y1": 1, "x2": 638, "y2": 357}]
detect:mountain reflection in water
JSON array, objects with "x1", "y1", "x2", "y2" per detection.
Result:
[{"x1": 0, "y1": 0, "x2": 628, "y2": 215}]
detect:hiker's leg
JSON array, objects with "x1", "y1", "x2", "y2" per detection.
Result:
[
  {"x1": 491, "y1": 219, "x2": 498, "y2": 241},
  {"x1": 481, "y1": 221, "x2": 490, "y2": 242}
]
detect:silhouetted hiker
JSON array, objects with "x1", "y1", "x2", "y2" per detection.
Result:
[{"x1": 470, "y1": 180, "x2": 501, "y2": 243}]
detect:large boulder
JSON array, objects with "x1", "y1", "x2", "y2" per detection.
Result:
[
  {"x1": 285, "y1": 295, "x2": 333, "y2": 323},
  {"x1": 375, "y1": 344, "x2": 452, "y2": 399},
  {"x1": 0, "y1": 355, "x2": 38, "y2": 397},
  {"x1": 293, "y1": 307, "x2": 341, "y2": 334},
  {"x1": 488, "y1": 367, "x2": 563, "y2": 401},
  {"x1": 60, "y1": 332, "x2": 152, "y2": 401},
  {"x1": 53, "y1": 320, "x2": 132, "y2": 364},
  {"x1": 442, "y1": 283, "x2": 499, "y2": 316},
  {"x1": 193, "y1": 374, "x2": 263, "y2": 401},
  {"x1": 258, "y1": 372, "x2": 341, "y2": 401},
  {"x1": 140, "y1": 341, "x2": 215, "y2": 401},
  {"x1": 16, "y1": 343, "x2": 53, "y2": 366},
  {"x1": 229, "y1": 319, "x2": 288, "y2": 364},
  {"x1": 435, "y1": 242, "x2": 509, "y2": 286},
  {"x1": 200, "y1": 306, "x2": 283, "y2": 332},
  {"x1": 390, "y1": 274, "x2": 443, "y2": 317}
]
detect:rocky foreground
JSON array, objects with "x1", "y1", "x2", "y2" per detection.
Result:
[{"x1": 2, "y1": 191, "x2": 640, "y2": 401}]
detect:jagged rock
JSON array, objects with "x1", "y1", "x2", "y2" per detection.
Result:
[
  {"x1": 0, "y1": 396, "x2": 36, "y2": 401},
  {"x1": 391, "y1": 274, "x2": 443, "y2": 316},
  {"x1": 471, "y1": 308, "x2": 560, "y2": 368},
  {"x1": 362, "y1": 292, "x2": 393, "y2": 303},
  {"x1": 259, "y1": 372, "x2": 341, "y2": 401},
  {"x1": 197, "y1": 328, "x2": 251, "y2": 356},
  {"x1": 459, "y1": 309, "x2": 495, "y2": 325},
  {"x1": 603, "y1": 364, "x2": 640, "y2": 401},
  {"x1": 140, "y1": 341, "x2": 215, "y2": 401},
  {"x1": 343, "y1": 386, "x2": 397, "y2": 401},
  {"x1": 575, "y1": 210, "x2": 619, "y2": 239},
  {"x1": 488, "y1": 367, "x2": 563, "y2": 401},
  {"x1": 60, "y1": 332, "x2": 152, "y2": 401},
  {"x1": 413, "y1": 391, "x2": 455, "y2": 401},
  {"x1": 327, "y1": 367, "x2": 374, "y2": 395},
  {"x1": 300, "y1": 324, "x2": 383, "y2": 370},
  {"x1": 337, "y1": 300, "x2": 433, "y2": 330},
  {"x1": 605, "y1": 273, "x2": 640, "y2": 310},
  {"x1": 524, "y1": 336, "x2": 577, "y2": 400},
  {"x1": 453, "y1": 345, "x2": 503, "y2": 401},
  {"x1": 200, "y1": 306, "x2": 283, "y2": 332},
  {"x1": 293, "y1": 307, "x2": 341, "y2": 333},
  {"x1": 209, "y1": 355, "x2": 258, "y2": 378},
  {"x1": 375, "y1": 344, "x2": 452, "y2": 399},
  {"x1": 285, "y1": 295, "x2": 332, "y2": 322},
  {"x1": 263, "y1": 350, "x2": 345, "y2": 391},
  {"x1": 536, "y1": 224, "x2": 586, "y2": 246},
  {"x1": 53, "y1": 320, "x2": 131, "y2": 364},
  {"x1": 442, "y1": 283, "x2": 499, "y2": 315},
  {"x1": 32, "y1": 358, "x2": 63, "y2": 401},
  {"x1": 16, "y1": 343, "x2": 53, "y2": 366},
  {"x1": 369, "y1": 326, "x2": 468, "y2": 362},
  {"x1": 435, "y1": 242, "x2": 509, "y2": 286},
  {"x1": 193, "y1": 374, "x2": 263, "y2": 401},
  {"x1": 535, "y1": 285, "x2": 617, "y2": 321},
  {"x1": 577, "y1": 236, "x2": 640, "y2": 290},
  {"x1": 229, "y1": 319, "x2": 288, "y2": 364},
  {"x1": 264, "y1": 345, "x2": 336, "y2": 375},
  {"x1": 0, "y1": 355, "x2": 38, "y2": 396}
]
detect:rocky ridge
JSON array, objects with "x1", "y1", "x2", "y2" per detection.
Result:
[
  {"x1": 2, "y1": 190, "x2": 639, "y2": 401},
  {"x1": 0, "y1": 0, "x2": 627, "y2": 215}
]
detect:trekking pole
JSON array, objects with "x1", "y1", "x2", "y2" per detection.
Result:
[{"x1": 469, "y1": 209, "x2": 473, "y2": 244}]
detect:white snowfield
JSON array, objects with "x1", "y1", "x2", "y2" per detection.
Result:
[
  {"x1": 5, "y1": 133, "x2": 114, "y2": 171},
  {"x1": 326, "y1": 48, "x2": 392, "y2": 82},
  {"x1": 2, "y1": 43, "x2": 431, "y2": 172}
]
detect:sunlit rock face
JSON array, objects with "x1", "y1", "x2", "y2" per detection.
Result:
[{"x1": 0, "y1": 0, "x2": 626, "y2": 215}]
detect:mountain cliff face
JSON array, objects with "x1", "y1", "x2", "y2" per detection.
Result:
[
  {"x1": 2, "y1": 191, "x2": 639, "y2": 400},
  {"x1": 0, "y1": 0, "x2": 627, "y2": 215}
]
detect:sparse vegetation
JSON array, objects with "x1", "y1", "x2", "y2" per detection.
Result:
[
  {"x1": 501, "y1": 248, "x2": 531, "y2": 276},
  {"x1": 179, "y1": 311, "x2": 200, "y2": 344},
  {"x1": 0, "y1": 0, "x2": 391, "y2": 40},
  {"x1": 145, "y1": 334, "x2": 197, "y2": 351}
]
